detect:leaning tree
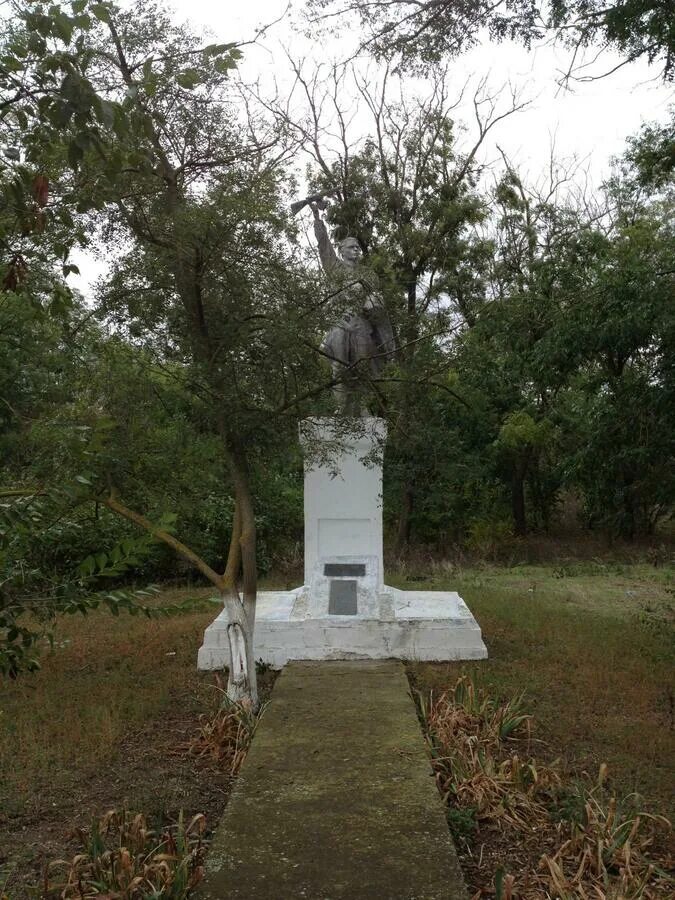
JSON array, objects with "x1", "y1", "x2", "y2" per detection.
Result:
[{"x1": 1, "y1": 0, "x2": 347, "y2": 702}]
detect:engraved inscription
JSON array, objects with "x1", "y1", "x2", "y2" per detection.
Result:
[
  {"x1": 324, "y1": 563, "x2": 366, "y2": 577},
  {"x1": 329, "y1": 579, "x2": 358, "y2": 615}
]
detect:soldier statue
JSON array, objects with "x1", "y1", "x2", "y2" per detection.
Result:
[{"x1": 310, "y1": 202, "x2": 396, "y2": 416}]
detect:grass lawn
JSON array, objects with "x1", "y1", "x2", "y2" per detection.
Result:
[
  {"x1": 1, "y1": 565, "x2": 673, "y2": 896},
  {"x1": 399, "y1": 563, "x2": 675, "y2": 814},
  {"x1": 0, "y1": 588, "x2": 223, "y2": 898}
]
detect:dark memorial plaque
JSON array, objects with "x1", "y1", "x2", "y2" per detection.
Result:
[
  {"x1": 329, "y1": 579, "x2": 358, "y2": 615},
  {"x1": 324, "y1": 563, "x2": 366, "y2": 577}
]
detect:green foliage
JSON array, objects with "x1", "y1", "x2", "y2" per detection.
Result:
[
  {"x1": 497, "y1": 411, "x2": 551, "y2": 452},
  {"x1": 624, "y1": 114, "x2": 675, "y2": 189},
  {"x1": 446, "y1": 804, "x2": 478, "y2": 844},
  {"x1": 0, "y1": 0, "x2": 673, "y2": 692},
  {"x1": 1, "y1": 1, "x2": 328, "y2": 703},
  {"x1": 0, "y1": 309, "x2": 182, "y2": 675},
  {"x1": 465, "y1": 519, "x2": 514, "y2": 559},
  {"x1": 0, "y1": 474, "x2": 164, "y2": 676}
]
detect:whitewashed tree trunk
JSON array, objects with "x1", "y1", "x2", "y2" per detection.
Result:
[{"x1": 223, "y1": 592, "x2": 258, "y2": 708}]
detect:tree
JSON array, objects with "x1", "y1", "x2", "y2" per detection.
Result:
[
  {"x1": 0, "y1": 285, "x2": 175, "y2": 676},
  {"x1": 448, "y1": 121, "x2": 674, "y2": 540},
  {"x1": 0, "y1": 0, "x2": 139, "y2": 293},
  {"x1": 307, "y1": 0, "x2": 675, "y2": 82},
  {"x1": 1, "y1": 1, "x2": 344, "y2": 700},
  {"x1": 558, "y1": 167, "x2": 675, "y2": 537},
  {"x1": 275, "y1": 63, "x2": 525, "y2": 545},
  {"x1": 54, "y1": 0, "x2": 352, "y2": 705}
]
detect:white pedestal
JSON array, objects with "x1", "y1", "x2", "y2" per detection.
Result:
[
  {"x1": 300, "y1": 417, "x2": 386, "y2": 587},
  {"x1": 198, "y1": 417, "x2": 487, "y2": 670}
]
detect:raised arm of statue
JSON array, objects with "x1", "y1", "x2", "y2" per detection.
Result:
[{"x1": 311, "y1": 205, "x2": 339, "y2": 273}]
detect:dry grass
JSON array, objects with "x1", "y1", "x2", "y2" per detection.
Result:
[
  {"x1": 0, "y1": 588, "x2": 225, "y2": 897},
  {"x1": 540, "y1": 786, "x2": 672, "y2": 900},
  {"x1": 2, "y1": 566, "x2": 673, "y2": 897},
  {"x1": 185, "y1": 673, "x2": 265, "y2": 775},
  {"x1": 0, "y1": 587, "x2": 279, "y2": 898},
  {"x1": 420, "y1": 676, "x2": 673, "y2": 899},
  {"x1": 422, "y1": 677, "x2": 562, "y2": 831},
  {"x1": 45, "y1": 809, "x2": 206, "y2": 899},
  {"x1": 0, "y1": 587, "x2": 215, "y2": 804},
  {"x1": 406, "y1": 564, "x2": 674, "y2": 810}
]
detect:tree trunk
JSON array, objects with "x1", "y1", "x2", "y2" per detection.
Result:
[
  {"x1": 221, "y1": 588, "x2": 258, "y2": 707},
  {"x1": 220, "y1": 436, "x2": 259, "y2": 709},
  {"x1": 390, "y1": 271, "x2": 421, "y2": 550},
  {"x1": 511, "y1": 467, "x2": 527, "y2": 537},
  {"x1": 395, "y1": 483, "x2": 414, "y2": 553},
  {"x1": 622, "y1": 488, "x2": 636, "y2": 541}
]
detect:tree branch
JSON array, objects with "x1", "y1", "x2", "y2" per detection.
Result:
[{"x1": 103, "y1": 490, "x2": 225, "y2": 590}]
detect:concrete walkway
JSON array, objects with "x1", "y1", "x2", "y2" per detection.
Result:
[{"x1": 198, "y1": 661, "x2": 467, "y2": 899}]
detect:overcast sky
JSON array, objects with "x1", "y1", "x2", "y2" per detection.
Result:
[
  {"x1": 209, "y1": 0, "x2": 671, "y2": 180},
  {"x1": 70, "y1": 0, "x2": 673, "y2": 295}
]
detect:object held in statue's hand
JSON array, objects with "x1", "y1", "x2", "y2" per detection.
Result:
[{"x1": 290, "y1": 192, "x2": 332, "y2": 216}]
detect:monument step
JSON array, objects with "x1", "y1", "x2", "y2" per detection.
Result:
[
  {"x1": 198, "y1": 588, "x2": 487, "y2": 670},
  {"x1": 197, "y1": 661, "x2": 467, "y2": 900}
]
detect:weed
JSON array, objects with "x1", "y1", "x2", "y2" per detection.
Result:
[
  {"x1": 540, "y1": 777, "x2": 673, "y2": 899},
  {"x1": 186, "y1": 675, "x2": 265, "y2": 775},
  {"x1": 446, "y1": 805, "x2": 477, "y2": 845},
  {"x1": 419, "y1": 675, "x2": 673, "y2": 899},
  {"x1": 45, "y1": 809, "x2": 205, "y2": 899},
  {"x1": 493, "y1": 867, "x2": 516, "y2": 900},
  {"x1": 255, "y1": 657, "x2": 273, "y2": 676},
  {"x1": 423, "y1": 676, "x2": 560, "y2": 831}
]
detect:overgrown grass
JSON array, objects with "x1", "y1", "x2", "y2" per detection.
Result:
[
  {"x1": 417, "y1": 675, "x2": 673, "y2": 898},
  {"x1": 404, "y1": 564, "x2": 674, "y2": 813},
  {"x1": 0, "y1": 588, "x2": 275, "y2": 898},
  {"x1": 3, "y1": 567, "x2": 672, "y2": 811},
  {"x1": 45, "y1": 809, "x2": 207, "y2": 900},
  {"x1": 187, "y1": 674, "x2": 266, "y2": 775},
  {"x1": 1, "y1": 565, "x2": 673, "y2": 896},
  {"x1": 0, "y1": 588, "x2": 216, "y2": 813}
]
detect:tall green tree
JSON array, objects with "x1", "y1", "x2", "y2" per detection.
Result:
[{"x1": 450, "y1": 122, "x2": 674, "y2": 540}]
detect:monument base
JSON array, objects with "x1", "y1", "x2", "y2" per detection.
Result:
[
  {"x1": 197, "y1": 587, "x2": 487, "y2": 670},
  {"x1": 198, "y1": 418, "x2": 488, "y2": 671}
]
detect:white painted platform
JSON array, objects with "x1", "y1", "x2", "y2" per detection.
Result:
[
  {"x1": 197, "y1": 586, "x2": 487, "y2": 669},
  {"x1": 198, "y1": 416, "x2": 488, "y2": 672}
]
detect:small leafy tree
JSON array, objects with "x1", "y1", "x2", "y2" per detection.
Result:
[{"x1": 1, "y1": 1, "x2": 338, "y2": 701}]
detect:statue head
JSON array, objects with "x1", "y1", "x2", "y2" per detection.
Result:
[{"x1": 339, "y1": 236, "x2": 362, "y2": 266}]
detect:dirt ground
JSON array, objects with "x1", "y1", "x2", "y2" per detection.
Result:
[
  {"x1": 1, "y1": 677, "x2": 234, "y2": 898},
  {"x1": 1, "y1": 567, "x2": 672, "y2": 898}
]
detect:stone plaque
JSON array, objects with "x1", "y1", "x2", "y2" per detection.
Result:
[
  {"x1": 329, "y1": 579, "x2": 358, "y2": 615},
  {"x1": 324, "y1": 563, "x2": 366, "y2": 577}
]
